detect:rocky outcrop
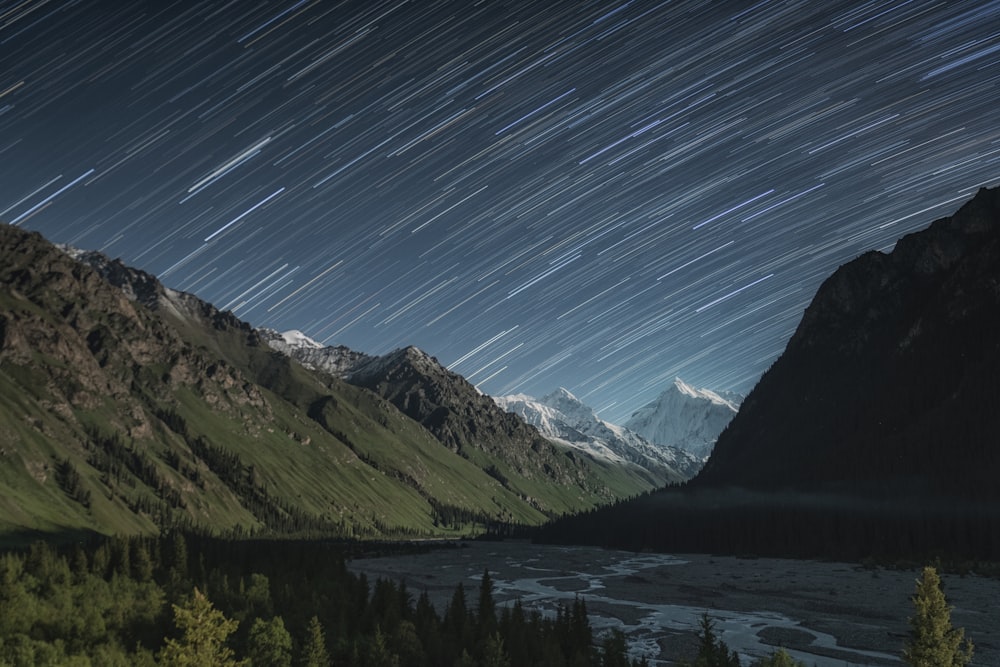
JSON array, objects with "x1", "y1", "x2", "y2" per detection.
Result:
[
  {"x1": 258, "y1": 329, "x2": 374, "y2": 377},
  {"x1": 349, "y1": 348, "x2": 595, "y2": 486}
]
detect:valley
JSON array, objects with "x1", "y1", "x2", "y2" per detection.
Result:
[{"x1": 350, "y1": 541, "x2": 1000, "y2": 667}]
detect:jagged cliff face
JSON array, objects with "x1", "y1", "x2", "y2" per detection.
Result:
[
  {"x1": 697, "y1": 186, "x2": 1000, "y2": 499},
  {"x1": 1, "y1": 230, "x2": 263, "y2": 433},
  {"x1": 259, "y1": 330, "x2": 659, "y2": 498},
  {"x1": 258, "y1": 329, "x2": 374, "y2": 377},
  {"x1": 347, "y1": 349, "x2": 638, "y2": 496}
]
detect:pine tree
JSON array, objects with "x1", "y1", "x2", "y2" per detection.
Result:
[
  {"x1": 686, "y1": 613, "x2": 740, "y2": 667},
  {"x1": 482, "y1": 631, "x2": 511, "y2": 667},
  {"x1": 444, "y1": 581, "x2": 471, "y2": 653},
  {"x1": 902, "y1": 566, "x2": 974, "y2": 667},
  {"x1": 599, "y1": 628, "x2": 631, "y2": 667},
  {"x1": 247, "y1": 616, "x2": 293, "y2": 667},
  {"x1": 132, "y1": 539, "x2": 154, "y2": 582},
  {"x1": 299, "y1": 615, "x2": 330, "y2": 667},
  {"x1": 160, "y1": 587, "x2": 243, "y2": 667},
  {"x1": 366, "y1": 625, "x2": 400, "y2": 667},
  {"x1": 477, "y1": 568, "x2": 497, "y2": 639}
]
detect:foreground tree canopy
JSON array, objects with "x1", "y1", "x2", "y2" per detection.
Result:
[{"x1": 902, "y1": 566, "x2": 974, "y2": 667}]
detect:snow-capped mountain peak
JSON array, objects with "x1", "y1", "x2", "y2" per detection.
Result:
[
  {"x1": 670, "y1": 377, "x2": 737, "y2": 409},
  {"x1": 540, "y1": 387, "x2": 598, "y2": 424},
  {"x1": 494, "y1": 390, "x2": 703, "y2": 482},
  {"x1": 258, "y1": 328, "x2": 373, "y2": 377},
  {"x1": 625, "y1": 378, "x2": 740, "y2": 460},
  {"x1": 279, "y1": 329, "x2": 324, "y2": 350}
]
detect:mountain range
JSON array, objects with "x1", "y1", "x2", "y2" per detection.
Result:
[
  {"x1": 261, "y1": 329, "x2": 740, "y2": 484},
  {"x1": 494, "y1": 388, "x2": 703, "y2": 482},
  {"x1": 259, "y1": 329, "x2": 682, "y2": 484},
  {"x1": 7, "y1": 181, "x2": 996, "y2": 560},
  {"x1": 0, "y1": 223, "x2": 657, "y2": 541}
]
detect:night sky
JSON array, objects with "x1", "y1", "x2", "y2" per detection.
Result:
[{"x1": 2, "y1": 1, "x2": 998, "y2": 422}]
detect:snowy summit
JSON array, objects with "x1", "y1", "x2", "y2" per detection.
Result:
[
  {"x1": 625, "y1": 378, "x2": 740, "y2": 460},
  {"x1": 278, "y1": 330, "x2": 324, "y2": 350}
]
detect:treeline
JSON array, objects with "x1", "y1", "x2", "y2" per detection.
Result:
[
  {"x1": 155, "y1": 407, "x2": 389, "y2": 538},
  {"x1": 535, "y1": 486, "x2": 1000, "y2": 566},
  {"x1": 0, "y1": 533, "x2": 656, "y2": 666}
]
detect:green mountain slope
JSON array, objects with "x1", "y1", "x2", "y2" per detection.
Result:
[{"x1": 0, "y1": 224, "x2": 652, "y2": 542}]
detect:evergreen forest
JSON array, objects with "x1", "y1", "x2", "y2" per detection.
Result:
[{"x1": 0, "y1": 533, "x2": 660, "y2": 666}]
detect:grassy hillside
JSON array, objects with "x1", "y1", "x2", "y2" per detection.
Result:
[{"x1": 0, "y1": 224, "x2": 652, "y2": 543}]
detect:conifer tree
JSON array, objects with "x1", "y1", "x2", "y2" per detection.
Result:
[
  {"x1": 599, "y1": 628, "x2": 631, "y2": 667},
  {"x1": 752, "y1": 648, "x2": 806, "y2": 666},
  {"x1": 482, "y1": 631, "x2": 511, "y2": 667},
  {"x1": 132, "y1": 539, "x2": 154, "y2": 582},
  {"x1": 299, "y1": 615, "x2": 330, "y2": 667},
  {"x1": 160, "y1": 587, "x2": 243, "y2": 667},
  {"x1": 366, "y1": 625, "x2": 400, "y2": 667},
  {"x1": 477, "y1": 568, "x2": 497, "y2": 638},
  {"x1": 902, "y1": 566, "x2": 974, "y2": 667},
  {"x1": 686, "y1": 613, "x2": 740, "y2": 667},
  {"x1": 247, "y1": 616, "x2": 292, "y2": 667},
  {"x1": 444, "y1": 581, "x2": 471, "y2": 653}
]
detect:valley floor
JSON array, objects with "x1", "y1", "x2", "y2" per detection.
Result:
[{"x1": 349, "y1": 541, "x2": 999, "y2": 667}]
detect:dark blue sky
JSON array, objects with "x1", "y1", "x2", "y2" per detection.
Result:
[{"x1": 2, "y1": 1, "x2": 998, "y2": 422}]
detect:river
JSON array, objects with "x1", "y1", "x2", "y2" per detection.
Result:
[{"x1": 349, "y1": 541, "x2": 999, "y2": 666}]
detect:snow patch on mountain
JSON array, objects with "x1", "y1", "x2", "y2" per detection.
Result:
[
  {"x1": 279, "y1": 329, "x2": 324, "y2": 349},
  {"x1": 624, "y1": 378, "x2": 740, "y2": 460},
  {"x1": 259, "y1": 328, "x2": 373, "y2": 377}
]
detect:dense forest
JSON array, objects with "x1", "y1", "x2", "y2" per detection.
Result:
[
  {"x1": 0, "y1": 533, "x2": 621, "y2": 666},
  {"x1": 0, "y1": 531, "x2": 664, "y2": 666}
]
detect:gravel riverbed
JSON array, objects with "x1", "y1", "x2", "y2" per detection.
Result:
[{"x1": 349, "y1": 541, "x2": 999, "y2": 666}]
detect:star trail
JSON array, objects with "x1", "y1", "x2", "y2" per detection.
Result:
[{"x1": 2, "y1": 1, "x2": 998, "y2": 422}]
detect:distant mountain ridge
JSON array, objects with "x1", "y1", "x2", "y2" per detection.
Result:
[
  {"x1": 259, "y1": 330, "x2": 658, "y2": 500},
  {"x1": 267, "y1": 330, "x2": 724, "y2": 482},
  {"x1": 495, "y1": 388, "x2": 702, "y2": 483},
  {"x1": 624, "y1": 378, "x2": 740, "y2": 460},
  {"x1": 259, "y1": 328, "x2": 374, "y2": 378}
]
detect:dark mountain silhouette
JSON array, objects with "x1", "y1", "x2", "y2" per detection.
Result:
[{"x1": 697, "y1": 185, "x2": 1000, "y2": 500}]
